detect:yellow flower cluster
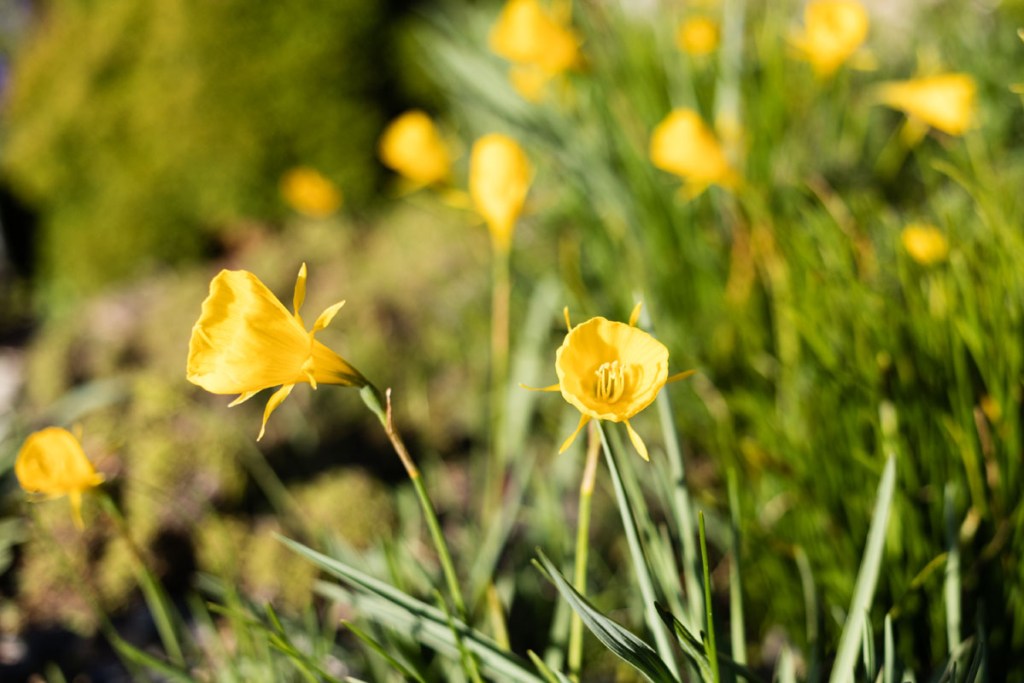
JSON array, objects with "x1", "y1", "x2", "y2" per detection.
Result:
[
  {"x1": 490, "y1": 0, "x2": 581, "y2": 101},
  {"x1": 790, "y1": 0, "x2": 869, "y2": 78}
]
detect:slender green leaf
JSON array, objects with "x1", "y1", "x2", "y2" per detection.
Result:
[
  {"x1": 654, "y1": 603, "x2": 768, "y2": 683},
  {"x1": 829, "y1": 455, "x2": 897, "y2": 683},
  {"x1": 278, "y1": 536, "x2": 544, "y2": 683},
  {"x1": 344, "y1": 620, "x2": 428, "y2": 683},
  {"x1": 534, "y1": 550, "x2": 679, "y2": 683},
  {"x1": 528, "y1": 650, "x2": 573, "y2": 683}
]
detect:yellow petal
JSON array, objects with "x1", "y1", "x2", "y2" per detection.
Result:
[
  {"x1": 624, "y1": 420, "x2": 650, "y2": 461},
  {"x1": 258, "y1": 384, "x2": 295, "y2": 441},
  {"x1": 313, "y1": 300, "x2": 346, "y2": 333},
  {"x1": 294, "y1": 263, "x2": 308, "y2": 318},
  {"x1": 667, "y1": 369, "x2": 697, "y2": 383},
  {"x1": 628, "y1": 302, "x2": 643, "y2": 327},
  {"x1": 559, "y1": 414, "x2": 591, "y2": 453},
  {"x1": 68, "y1": 491, "x2": 85, "y2": 530},
  {"x1": 229, "y1": 390, "x2": 260, "y2": 407},
  {"x1": 519, "y1": 382, "x2": 561, "y2": 392}
]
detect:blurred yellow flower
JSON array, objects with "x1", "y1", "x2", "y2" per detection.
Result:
[
  {"x1": 650, "y1": 108, "x2": 738, "y2": 195},
  {"x1": 676, "y1": 16, "x2": 720, "y2": 56},
  {"x1": 187, "y1": 264, "x2": 368, "y2": 440},
  {"x1": 16, "y1": 427, "x2": 105, "y2": 529},
  {"x1": 490, "y1": 0, "x2": 580, "y2": 100},
  {"x1": 876, "y1": 74, "x2": 977, "y2": 136},
  {"x1": 902, "y1": 223, "x2": 949, "y2": 265},
  {"x1": 469, "y1": 134, "x2": 532, "y2": 251},
  {"x1": 528, "y1": 305, "x2": 693, "y2": 461},
  {"x1": 790, "y1": 0, "x2": 869, "y2": 77},
  {"x1": 280, "y1": 167, "x2": 342, "y2": 218},
  {"x1": 378, "y1": 110, "x2": 452, "y2": 186}
]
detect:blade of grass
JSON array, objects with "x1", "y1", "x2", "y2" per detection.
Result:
[
  {"x1": 279, "y1": 536, "x2": 545, "y2": 683},
  {"x1": 344, "y1": 621, "x2": 428, "y2": 683},
  {"x1": 534, "y1": 550, "x2": 679, "y2": 683},
  {"x1": 829, "y1": 454, "x2": 897, "y2": 683},
  {"x1": 943, "y1": 483, "x2": 961, "y2": 659},
  {"x1": 699, "y1": 511, "x2": 721, "y2": 683},
  {"x1": 727, "y1": 467, "x2": 747, "y2": 669},
  {"x1": 598, "y1": 422, "x2": 681, "y2": 679}
]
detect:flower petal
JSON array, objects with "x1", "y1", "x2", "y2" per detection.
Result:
[
  {"x1": 624, "y1": 420, "x2": 650, "y2": 461},
  {"x1": 313, "y1": 300, "x2": 346, "y2": 332},
  {"x1": 293, "y1": 263, "x2": 308, "y2": 319},
  {"x1": 228, "y1": 390, "x2": 260, "y2": 407},
  {"x1": 257, "y1": 384, "x2": 295, "y2": 441},
  {"x1": 558, "y1": 414, "x2": 590, "y2": 454}
]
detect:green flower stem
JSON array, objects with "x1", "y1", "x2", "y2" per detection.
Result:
[
  {"x1": 97, "y1": 492, "x2": 185, "y2": 667},
  {"x1": 361, "y1": 385, "x2": 467, "y2": 619},
  {"x1": 486, "y1": 244, "x2": 513, "y2": 518},
  {"x1": 568, "y1": 423, "x2": 601, "y2": 679},
  {"x1": 699, "y1": 511, "x2": 720, "y2": 683},
  {"x1": 598, "y1": 422, "x2": 680, "y2": 679}
]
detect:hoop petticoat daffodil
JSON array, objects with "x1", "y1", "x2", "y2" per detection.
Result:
[
  {"x1": 525, "y1": 304, "x2": 694, "y2": 461},
  {"x1": 874, "y1": 73, "x2": 977, "y2": 137},
  {"x1": 790, "y1": 0, "x2": 869, "y2": 78},
  {"x1": 470, "y1": 133, "x2": 532, "y2": 252},
  {"x1": 187, "y1": 263, "x2": 369, "y2": 440},
  {"x1": 16, "y1": 427, "x2": 105, "y2": 529}
]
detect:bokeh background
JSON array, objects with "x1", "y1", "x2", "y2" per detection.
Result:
[{"x1": 0, "y1": 0, "x2": 1023, "y2": 680}]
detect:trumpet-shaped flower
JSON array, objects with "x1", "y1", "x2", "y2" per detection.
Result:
[
  {"x1": 16, "y1": 427, "x2": 105, "y2": 529},
  {"x1": 875, "y1": 74, "x2": 977, "y2": 136},
  {"x1": 790, "y1": 0, "x2": 869, "y2": 77},
  {"x1": 650, "y1": 109, "x2": 738, "y2": 196},
  {"x1": 379, "y1": 111, "x2": 452, "y2": 187},
  {"x1": 490, "y1": 0, "x2": 580, "y2": 100},
  {"x1": 902, "y1": 223, "x2": 949, "y2": 265},
  {"x1": 676, "y1": 17, "x2": 720, "y2": 57},
  {"x1": 280, "y1": 167, "x2": 343, "y2": 218},
  {"x1": 528, "y1": 305, "x2": 693, "y2": 461},
  {"x1": 470, "y1": 134, "x2": 532, "y2": 251},
  {"x1": 187, "y1": 264, "x2": 368, "y2": 440}
]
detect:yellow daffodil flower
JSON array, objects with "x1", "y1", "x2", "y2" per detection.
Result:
[
  {"x1": 528, "y1": 305, "x2": 694, "y2": 461},
  {"x1": 676, "y1": 16, "x2": 720, "y2": 57},
  {"x1": 280, "y1": 167, "x2": 343, "y2": 218},
  {"x1": 790, "y1": 0, "x2": 869, "y2": 77},
  {"x1": 378, "y1": 110, "x2": 452, "y2": 187},
  {"x1": 187, "y1": 264, "x2": 368, "y2": 440},
  {"x1": 16, "y1": 427, "x2": 105, "y2": 529},
  {"x1": 470, "y1": 134, "x2": 532, "y2": 252},
  {"x1": 650, "y1": 108, "x2": 738, "y2": 196},
  {"x1": 875, "y1": 74, "x2": 977, "y2": 136},
  {"x1": 490, "y1": 0, "x2": 580, "y2": 100},
  {"x1": 902, "y1": 223, "x2": 949, "y2": 265}
]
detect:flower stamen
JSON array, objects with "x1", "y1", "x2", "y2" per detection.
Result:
[{"x1": 595, "y1": 360, "x2": 626, "y2": 403}]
